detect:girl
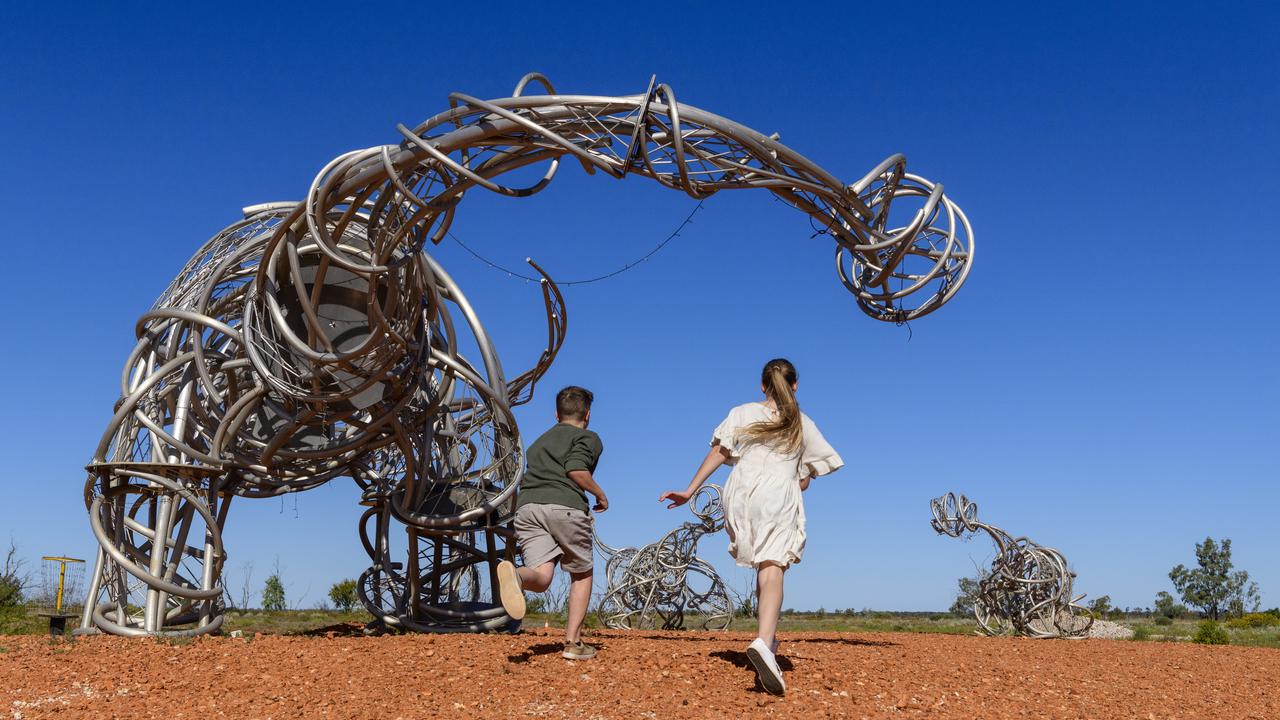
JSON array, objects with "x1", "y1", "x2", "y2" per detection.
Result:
[{"x1": 659, "y1": 358, "x2": 843, "y2": 696}]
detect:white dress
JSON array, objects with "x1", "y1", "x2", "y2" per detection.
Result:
[{"x1": 712, "y1": 402, "x2": 844, "y2": 568}]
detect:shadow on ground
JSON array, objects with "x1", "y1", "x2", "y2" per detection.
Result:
[
  {"x1": 709, "y1": 649, "x2": 795, "y2": 694},
  {"x1": 507, "y1": 642, "x2": 571, "y2": 663},
  {"x1": 295, "y1": 622, "x2": 372, "y2": 638},
  {"x1": 603, "y1": 632, "x2": 896, "y2": 648}
]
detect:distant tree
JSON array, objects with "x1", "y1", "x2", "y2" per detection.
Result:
[
  {"x1": 0, "y1": 541, "x2": 28, "y2": 609},
  {"x1": 1154, "y1": 591, "x2": 1188, "y2": 619},
  {"x1": 1227, "y1": 582, "x2": 1262, "y2": 619},
  {"x1": 949, "y1": 576, "x2": 979, "y2": 617},
  {"x1": 237, "y1": 561, "x2": 255, "y2": 611},
  {"x1": 262, "y1": 575, "x2": 286, "y2": 611},
  {"x1": 262, "y1": 561, "x2": 287, "y2": 612},
  {"x1": 1088, "y1": 595, "x2": 1113, "y2": 619},
  {"x1": 327, "y1": 579, "x2": 358, "y2": 612},
  {"x1": 1169, "y1": 537, "x2": 1259, "y2": 620},
  {"x1": 736, "y1": 579, "x2": 756, "y2": 618}
]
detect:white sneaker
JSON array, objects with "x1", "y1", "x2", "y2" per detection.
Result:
[
  {"x1": 746, "y1": 637, "x2": 785, "y2": 695},
  {"x1": 496, "y1": 561, "x2": 526, "y2": 620}
]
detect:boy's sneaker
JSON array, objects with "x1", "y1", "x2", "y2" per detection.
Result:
[
  {"x1": 746, "y1": 637, "x2": 785, "y2": 695},
  {"x1": 562, "y1": 641, "x2": 597, "y2": 660},
  {"x1": 496, "y1": 560, "x2": 526, "y2": 620}
]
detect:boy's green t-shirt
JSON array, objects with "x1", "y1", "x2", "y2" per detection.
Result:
[{"x1": 518, "y1": 422, "x2": 603, "y2": 512}]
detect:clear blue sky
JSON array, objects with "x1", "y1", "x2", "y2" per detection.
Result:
[{"x1": 1, "y1": 1, "x2": 1276, "y2": 612}]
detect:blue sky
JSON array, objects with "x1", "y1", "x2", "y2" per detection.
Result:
[{"x1": 0, "y1": 1, "x2": 1276, "y2": 612}]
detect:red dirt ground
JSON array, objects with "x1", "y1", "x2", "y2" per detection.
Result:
[{"x1": 2, "y1": 627, "x2": 1276, "y2": 719}]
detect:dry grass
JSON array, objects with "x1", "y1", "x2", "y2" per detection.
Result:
[{"x1": 6, "y1": 606, "x2": 1278, "y2": 648}]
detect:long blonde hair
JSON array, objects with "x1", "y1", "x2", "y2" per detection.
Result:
[{"x1": 741, "y1": 358, "x2": 803, "y2": 454}]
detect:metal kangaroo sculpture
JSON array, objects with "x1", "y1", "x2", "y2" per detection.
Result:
[{"x1": 931, "y1": 492, "x2": 1093, "y2": 638}]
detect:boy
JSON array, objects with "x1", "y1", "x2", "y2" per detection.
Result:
[{"x1": 497, "y1": 385, "x2": 607, "y2": 660}]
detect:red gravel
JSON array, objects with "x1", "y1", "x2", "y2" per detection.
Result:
[{"x1": 2, "y1": 628, "x2": 1276, "y2": 719}]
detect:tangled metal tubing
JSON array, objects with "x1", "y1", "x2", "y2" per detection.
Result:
[
  {"x1": 930, "y1": 493, "x2": 1093, "y2": 638},
  {"x1": 596, "y1": 485, "x2": 733, "y2": 630},
  {"x1": 78, "y1": 71, "x2": 974, "y2": 636}
]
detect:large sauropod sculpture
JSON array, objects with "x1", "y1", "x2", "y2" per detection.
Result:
[{"x1": 79, "y1": 73, "x2": 974, "y2": 636}]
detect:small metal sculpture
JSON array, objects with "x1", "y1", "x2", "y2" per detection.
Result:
[
  {"x1": 930, "y1": 493, "x2": 1093, "y2": 638},
  {"x1": 77, "y1": 70, "x2": 974, "y2": 636},
  {"x1": 596, "y1": 484, "x2": 733, "y2": 630}
]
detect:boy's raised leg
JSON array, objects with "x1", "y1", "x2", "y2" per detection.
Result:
[
  {"x1": 496, "y1": 560, "x2": 527, "y2": 620},
  {"x1": 516, "y1": 562, "x2": 555, "y2": 593}
]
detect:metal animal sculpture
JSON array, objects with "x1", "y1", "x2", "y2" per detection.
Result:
[
  {"x1": 596, "y1": 484, "x2": 733, "y2": 630},
  {"x1": 78, "y1": 72, "x2": 973, "y2": 636},
  {"x1": 930, "y1": 492, "x2": 1093, "y2": 638}
]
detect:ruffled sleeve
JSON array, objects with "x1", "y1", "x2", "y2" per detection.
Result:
[
  {"x1": 710, "y1": 406, "x2": 744, "y2": 465},
  {"x1": 800, "y1": 414, "x2": 844, "y2": 479}
]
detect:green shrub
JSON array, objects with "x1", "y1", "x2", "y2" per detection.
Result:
[
  {"x1": 0, "y1": 543, "x2": 27, "y2": 610},
  {"x1": 327, "y1": 579, "x2": 358, "y2": 612},
  {"x1": 1226, "y1": 612, "x2": 1280, "y2": 629},
  {"x1": 0, "y1": 577, "x2": 21, "y2": 609},
  {"x1": 1192, "y1": 620, "x2": 1229, "y2": 645},
  {"x1": 1153, "y1": 590, "x2": 1189, "y2": 619},
  {"x1": 262, "y1": 575, "x2": 286, "y2": 611},
  {"x1": 1153, "y1": 616, "x2": 1173, "y2": 626},
  {"x1": 1131, "y1": 626, "x2": 1151, "y2": 641}
]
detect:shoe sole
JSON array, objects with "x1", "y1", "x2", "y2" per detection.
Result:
[
  {"x1": 496, "y1": 561, "x2": 526, "y2": 620},
  {"x1": 746, "y1": 645, "x2": 785, "y2": 696},
  {"x1": 562, "y1": 650, "x2": 596, "y2": 660}
]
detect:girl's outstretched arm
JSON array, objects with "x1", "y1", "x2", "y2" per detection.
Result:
[{"x1": 659, "y1": 444, "x2": 731, "y2": 508}]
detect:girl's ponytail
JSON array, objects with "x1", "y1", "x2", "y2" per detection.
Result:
[{"x1": 743, "y1": 358, "x2": 804, "y2": 454}]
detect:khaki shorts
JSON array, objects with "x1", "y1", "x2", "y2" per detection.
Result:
[{"x1": 514, "y1": 503, "x2": 594, "y2": 574}]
